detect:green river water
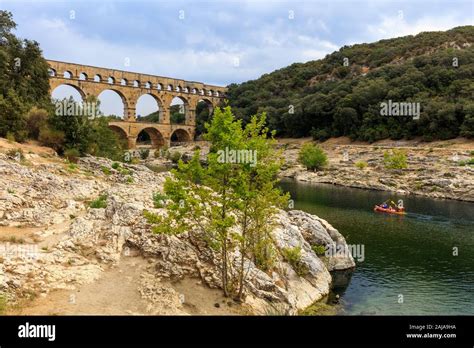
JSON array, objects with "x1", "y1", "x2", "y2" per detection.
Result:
[{"x1": 279, "y1": 180, "x2": 474, "y2": 315}]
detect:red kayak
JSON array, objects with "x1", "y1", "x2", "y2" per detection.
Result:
[{"x1": 374, "y1": 205, "x2": 406, "y2": 215}]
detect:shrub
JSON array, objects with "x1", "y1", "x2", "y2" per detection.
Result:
[
  {"x1": 355, "y1": 160, "x2": 368, "y2": 169},
  {"x1": 26, "y1": 107, "x2": 49, "y2": 139},
  {"x1": 6, "y1": 132, "x2": 15, "y2": 143},
  {"x1": 311, "y1": 244, "x2": 326, "y2": 256},
  {"x1": 383, "y1": 149, "x2": 408, "y2": 169},
  {"x1": 101, "y1": 166, "x2": 111, "y2": 175},
  {"x1": 89, "y1": 194, "x2": 108, "y2": 209},
  {"x1": 111, "y1": 162, "x2": 121, "y2": 170},
  {"x1": 139, "y1": 148, "x2": 150, "y2": 160},
  {"x1": 169, "y1": 151, "x2": 182, "y2": 164},
  {"x1": 298, "y1": 143, "x2": 328, "y2": 171},
  {"x1": 152, "y1": 192, "x2": 167, "y2": 208},
  {"x1": 38, "y1": 126, "x2": 65, "y2": 152},
  {"x1": 310, "y1": 128, "x2": 330, "y2": 141},
  {"x1": 64, "y1": 148, "x2": 81, "y2": 163},
  {"x1": 281, "y1": 246, "x2": 308, "y2": 276}
]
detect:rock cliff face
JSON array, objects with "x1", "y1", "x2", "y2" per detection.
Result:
[{"x1": 0, "y1": 147, "x2": 354, "y2": 314}]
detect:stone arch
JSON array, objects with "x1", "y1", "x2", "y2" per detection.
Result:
[
  {"x1": 94, "y1": 74, "x2": 102, "y2": 82},
  {"x1": 79, "y1": 72, "x2": 88, "y2": 81},
  {"x1": 197, "y1": 98, "x2": 214, "y2": 114},
  {"x1": 170, "y1": 128, "x2": 191, "y2": 144},
  {"x1": 136, "y1": 93, "x2": 163, "y2": 122},
  {"x1": 63, "y1": 70, "x2": 73, "y2": 79},
  {"x1": 170, "y1": 96, "x2": 189, "y2": 125},
  {"x1": 167, "y1": 84, "x2": 173, "y2": 91},
  {"x1": 51, "y1": 83, "x2": 86, "y2": 101},
  {"x1": 48, "y1": 68, "x2": 56, "y2": 77},
  {"x1": 120, "y1": 78, "x2": 128, "y2": 86},
  {"x1": 133, "y1": 80, "x2": 140, "y2": 88},
  {"x1": 145, "y1": 81, "x2": 152, "y2": 89},
  {"x1": 157, "y1": 83, "x2": 163, "y2": 90},
  {"x1": 108, "y1": 76, "x2": 115, "y2": 84},
  {"x1": 97, "y1": 89, "x2": 128, "y2": 118},
  {"x1": 109, "y1": 124, "x2": 129, "y2": 148},
  {"x1": 136, "y1": 127, "x2": 165, "y2": 148}
]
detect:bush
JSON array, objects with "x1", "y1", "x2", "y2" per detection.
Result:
[
  {"x1": 152, "y1": 192, "x2": 167, "y2": 208},
  {"x1": 26, "y1": 107, "x2": 49, "y2": 139},
  {"x1": 101, "y1": 166, "x2": 111, "y2": 175},
  {"x1": 6, "y1": 132, "x2": 15, "y2": 142},
  {"x1": 298, "y1": 143, "x2": 328, "y2": 171},
  {"x1": 281, "y1": 246, "x2": 308, "y2": 276},
  {"x1": 89, "y1": 194, "x2": 108, "y2": 209},
  {"x1": 38, "y1": 126, "x2": 65, "y2": 152},
  {"x1": 111, "y1": 162, "x2": 121, "y2": 170},
  {"x1": 64, "y1": 148, "x2": 81, "y2": 163},
  {"x1": 169, "y1": 151, "x2": 182, "y2": 164},
  {"x1": 310, "y1": 128, "x2": 330, "y2": 141},
  {"x1": 311, "y1": 244, "x2": 326, "y2": 256},
  {"x1": 139, "y1": 148, "x2": 150, "y2": 160},
  {"x1": 383, "y1": 149, "x2": 408, "y2": 169},
  {"x1": 355, "y1": 160, "x2": 368, "y2": 169}
]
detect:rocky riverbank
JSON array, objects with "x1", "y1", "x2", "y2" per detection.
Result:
[
  {"x1": 0, "y1": 138, "x2": 354, "y2": 315},
  {"x1": 278, "y1": 138, "x2": 474, "y2": 202}
]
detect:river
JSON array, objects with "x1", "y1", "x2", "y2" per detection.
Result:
[{"x1": 279, "y1": 180, "x2": 474, "y2": 315}]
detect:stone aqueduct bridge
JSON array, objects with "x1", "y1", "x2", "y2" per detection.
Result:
[{"x1": 47, "y1": 60, "x2": 227, "y2": 148}]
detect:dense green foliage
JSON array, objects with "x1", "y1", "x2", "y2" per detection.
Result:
[
  {"x1": 0, "y1": 10, "x2": 51, "y2": 141},
  {"x1": 298, "y1": 143, "x2": 328, "y2": 170},
  {"x1": 226, "y1": 26, "x2": 474, "y2": 142}
]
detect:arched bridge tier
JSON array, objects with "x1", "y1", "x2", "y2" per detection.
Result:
[{"x1": 47, "y1": 60, "x2": 226, "y2": 148}]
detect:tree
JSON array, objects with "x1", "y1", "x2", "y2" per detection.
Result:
[
  {"x1": 144, "y1": 106, "x2": 288, "y2": 300},
  {"x1": 298, "y1": 143, "x2": 328, "y2": 171},
  {"x1": 0, "y1": 11, "x2": 51, "y2": 141}
]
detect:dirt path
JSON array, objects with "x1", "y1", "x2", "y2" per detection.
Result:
[{"x1": 9, "y1": 254, "x2": 241, "y2": 315}]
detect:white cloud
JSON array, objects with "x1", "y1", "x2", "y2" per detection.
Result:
[{"x1": 367, "y1": 14, "x2": 473, "y2": 40}]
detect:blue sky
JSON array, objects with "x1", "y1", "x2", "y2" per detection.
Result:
[{"x1": 3, "y1": 0, "x2": 473, "y2": 116}]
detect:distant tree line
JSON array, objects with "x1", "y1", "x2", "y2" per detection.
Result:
[{"x1": 226, "y1": 26, "x2": 474, "y2": 142}]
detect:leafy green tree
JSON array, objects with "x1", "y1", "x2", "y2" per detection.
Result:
[
  {"x1": 298, "y1": 143, "x2": 328, "y2": 171},
  {"x1": 144, "y1": 107, "x2": 288, "y2": 300},
  {"x1": 0, "y1": 89, "x2": 27, "y2": 141},
  {"x1": 0, "y1": 11, "x2": 51, "y2": 141},
  {"x1": 383, "y1": 149, "x2": 408, "y2": 169}
]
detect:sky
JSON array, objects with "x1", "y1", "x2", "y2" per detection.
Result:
[{"x1": 2, "y1": 0, "x2": 473, "y2": 116}]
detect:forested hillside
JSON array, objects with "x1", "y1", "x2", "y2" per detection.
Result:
[{"x1": 226, "y1": 26, "x2": 474, "y2": 141}]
